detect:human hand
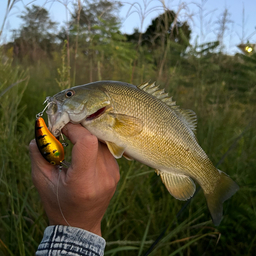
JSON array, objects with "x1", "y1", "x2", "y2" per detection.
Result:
[{"x1": 29, "y1": 123, "x2": 120, "y2": 236}]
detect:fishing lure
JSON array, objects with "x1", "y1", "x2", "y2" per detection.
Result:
[{"x1": 35, "y1": 116, "x2": 65, "y2": 165}]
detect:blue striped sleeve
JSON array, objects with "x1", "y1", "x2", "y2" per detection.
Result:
[{"x1": 36, "y1": 225, "x2": 106, "y2": 256}]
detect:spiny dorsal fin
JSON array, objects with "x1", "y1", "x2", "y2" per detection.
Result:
[
  {"x1": 137, "y1": 82, "x2": 197, "y2": 134},
  {"x1": 175, "y1": 109, "x2": 197, "y2": 134},
  {"x1": 137, "y1": 81, "x2": 176, "y2": 107}
]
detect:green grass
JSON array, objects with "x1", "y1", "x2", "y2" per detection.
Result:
[{"x1": 0, "y1": 47, "x2": 256, "y2": 256}]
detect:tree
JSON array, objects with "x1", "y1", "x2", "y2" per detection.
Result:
[
  {"x1": 58, "y1": 0, "x2": 135, "y2": 83},
  {"x1": 126, "y1": 10, "x2": 191, "y2": 51},
  {"x1": 58, "y1": 0, "x2": 122, "y2": 45},
  {"x1": 70, "y1": 0, "x2": 121, "y2": 31},
  {"x1": 126, "y1": 10, "x2": 191, "y2": 79},
  {"x1": 12, "y1": 5, "x2": 57, "y2": 62}
]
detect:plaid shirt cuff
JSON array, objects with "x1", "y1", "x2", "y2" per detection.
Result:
[{"x1": 36, "y1": 225, "x2": 106, "y2": 256}]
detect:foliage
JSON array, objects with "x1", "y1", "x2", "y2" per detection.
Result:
[
  {"x1": 0, "y1": 53, "x2": 43, "y2": 256},
  {"x1": 55, "y1": 40, "x2": 71, "y2": 90},
  {"x1": 0, "y1": 0, "x2": 17, "y2": 38}
]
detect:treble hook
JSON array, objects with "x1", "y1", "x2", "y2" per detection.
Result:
[{"x1": 36, "y1": 101, "x2": 52, "y2": 119}]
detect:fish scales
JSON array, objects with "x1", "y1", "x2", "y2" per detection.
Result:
[
  {"x1": 103, "y1": 82, "x2": 215, "y2": 182},
  {"x1": 46, "y1": 80, "x2": 239, "y2": 225}
]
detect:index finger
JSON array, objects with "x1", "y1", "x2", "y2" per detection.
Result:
[{"x1": 62, "y1": 123, "x2": 99, "y2": 171}]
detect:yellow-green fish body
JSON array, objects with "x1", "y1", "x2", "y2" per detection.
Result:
[{"x1": 46, "y1": 81, "x2": 239, "y2": 225}]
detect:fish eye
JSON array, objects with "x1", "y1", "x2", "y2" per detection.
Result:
[{"x1": 66, "y1": 90, "x2": 74, "y2": 98}]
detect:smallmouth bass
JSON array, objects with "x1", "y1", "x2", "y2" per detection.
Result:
[{"x1": 45, "y1": 80, "x2": 239, "y2": 225}]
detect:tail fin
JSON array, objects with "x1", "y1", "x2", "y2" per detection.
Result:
[{"x1": 205, "y1": 170, "x2": 239, "y2": 226}]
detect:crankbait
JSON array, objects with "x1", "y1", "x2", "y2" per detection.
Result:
[{"x1": 35, "y1": 115, "x2": 65, "y2": 165}]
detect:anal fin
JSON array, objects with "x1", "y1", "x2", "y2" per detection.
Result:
[{"x1": 159, "y1": 172, "x2": 196, "y2": 201}]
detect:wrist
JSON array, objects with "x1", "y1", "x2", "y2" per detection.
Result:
[{"x1": 48, "y1": 218, "x2": 102, "y2": 236}]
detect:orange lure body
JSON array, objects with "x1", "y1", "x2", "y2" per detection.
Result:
[{"x1": 35, "y1": 117, "x2": 64, "y2": 165}]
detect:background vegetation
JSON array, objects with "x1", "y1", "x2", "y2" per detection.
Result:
[{"x1": 0, "y1": 0, "x2": 256, "y2": 255}]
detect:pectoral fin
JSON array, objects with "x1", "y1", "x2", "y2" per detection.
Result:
[
  {"x1": 159, "y1": 172, "x2": 196, "y2": 201},
  {"x1": 112, "y1": 114, "x2": 143, "y2": 137},
  {"x1": 106, "y1": 141, "x2": 125, "y2": 159}
]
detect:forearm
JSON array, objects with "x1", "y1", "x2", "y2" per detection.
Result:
[{"x1": 36, "y1": 225, "x2": 106, "y2": 256}]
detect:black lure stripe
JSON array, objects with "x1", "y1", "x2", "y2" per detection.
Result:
[
  {"x1": 37, "y1": 135, "x2": 46, "y2": 140},
  {"x1": 36, "y1": 126, "x2": 43, "y2": 130},
  {"x1": 40, "y1": 143, "x2": 51, "y2": 149},
  {"x1": 43, "y1": 152, "x2": 51, "y2": 156}
]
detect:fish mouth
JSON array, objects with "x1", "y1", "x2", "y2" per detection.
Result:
[
  {"x1": 45, "y1": 95, "x2": 110, "y2": 137},
  {"x1": 45, "y1": 97, "x2": 95, "y2": 137},
  {"x1": 46, "y1": 99, "x2": 70, "y2": 137}
]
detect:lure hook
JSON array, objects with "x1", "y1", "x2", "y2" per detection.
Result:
[
  {"x1": 60, "y1": 133, "x2": 68, "y2": 147},
  {"x1": 36, "y1": 101, "x2": 52, "y2": 119}
]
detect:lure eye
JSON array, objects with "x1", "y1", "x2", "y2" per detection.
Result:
[{"x1": 66, "y1": 90, "x2": 74, "y2": 98}]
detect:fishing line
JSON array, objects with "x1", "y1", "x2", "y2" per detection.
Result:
[
  {"x1": 57, "y1": 166, "x2": 71, "y2": 227},
  {"x1": 143, "y1": 117, "x2": 255, "y2": 256}
]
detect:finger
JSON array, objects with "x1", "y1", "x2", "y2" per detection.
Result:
[
  {"x1": 29, "y1": 139, "x2": 52, "y2": 169},
  {"x1": 62, "y1": 123, "x2": 99, "y2": 176},
  {"x1": 98, "y1": 142, "x2": 120, "y2": 179},
  {"x1": 62, "y1": 123, "x2": 92, "y2": 143}
]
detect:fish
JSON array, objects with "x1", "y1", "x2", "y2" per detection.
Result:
[
  {"x1": 35, "y1": 116, "x2": 65, "y2": 165},
  {"x1": 45, "y1": 80, "x2": 239, "y2": 225}
]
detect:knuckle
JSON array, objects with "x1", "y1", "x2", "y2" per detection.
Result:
[
  {"x1": 105, "y1": 175, "x2": 117, "y2": 191},
  {"x1": 77, "y1": 134, "x2": 98, "y2": 150},
  {"x1": 116, "y1": 171, "x2": 120, "y2": 183},
  {"x1": 82, "y1": 187, "x2": 98, "y2": 201}
]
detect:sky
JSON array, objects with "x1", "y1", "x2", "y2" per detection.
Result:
[{"x1": 0, "y1": 0, "x2": 256, "y2": 55}]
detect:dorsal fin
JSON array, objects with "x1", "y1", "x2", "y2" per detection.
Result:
[
  {"x1": 137, "y1": 81, "x2": 176, "y2": 106},
  {"x1": 175, "y1": 109, "x2": 197, "y2": 134},
  {"x1": 137, "y1": 81, "x2": 197, "y2": 134}
]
